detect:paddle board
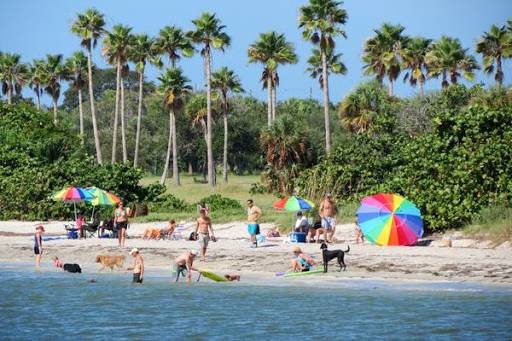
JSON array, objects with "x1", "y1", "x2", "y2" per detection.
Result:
[
  {"x1": 199, "y1": 270, "x2": 228, "y2": 282},
  {"x1": 282, "y1": 269, "x2": 324, "y2": 278}
]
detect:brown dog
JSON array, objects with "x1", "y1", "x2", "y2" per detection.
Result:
[
  {"x1": 95, "y1": 255, "x2": 125, "y2": 271},
  {"x1": 224, "y1": 274, "x2": 240, "y2": 281}
]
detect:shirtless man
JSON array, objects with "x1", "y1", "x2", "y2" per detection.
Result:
[
  {"x1": 319, "y1": 193, "x2": 337, "y2": 243},
  {"x1": 194, "y1": 209, "x2": 215, "y2": 261},
  {"x1": 127, "y1": 248, "x2": 144, "y2": 284},
  {"x1": 172, "y1": 250, "x2": 199, "y2": 283},
  {"x1": 247, "y1": 199, "x2": 262, "y2": 248}
]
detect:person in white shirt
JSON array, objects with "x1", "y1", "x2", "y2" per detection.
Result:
[{"x1": 294, "y1": 211, "x2": 310, "y2": 233}]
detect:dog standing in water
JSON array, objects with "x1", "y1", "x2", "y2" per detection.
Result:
[{"x1": 320, "y1": 243, "x2": 350, "y2": 272}]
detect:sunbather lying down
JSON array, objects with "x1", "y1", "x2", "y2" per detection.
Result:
[{"x1": 143, "y1": 221, "x2": 176, "y2": 240}]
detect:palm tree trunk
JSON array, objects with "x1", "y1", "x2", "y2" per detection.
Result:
[
  {"x1": 35, "y1": 87, "x2": 41, "y2": 110},
  {"x1": 205, "y1": 48, "x2": 215, "y2": 187},
  {"x1": 160, "y1": 108, "x2": 173, "y2": 185},
  {"x1": 442, "y1": 70, "x2": 448, "y2": 88},
  {"x1": 321, "y1": 50, "x2": 331, "y2": 153},
  {"x1": 171, "y1": 109, "x2": 180, "y2": 186},
  {"x1": 87, "y1": 47, "x2": 102, "y2": 164},
  {"x1": 78, "y1": 88, "x2": 84, "y2": 145},
  {"x1": 388, "y1": 80, "x2": 393, "y2": 96},
  {"x1": 120, "y1": 76, "x2": 128, "y2": 163},
  {"x1": 272, "y1": 74, "x2": 277, "y2": 121},
  {"x1": 267, "y1": 76, "x2": 272, "y2": 126},
  {"x1": 418, "y1": 77, "x2": 424, "y2": 97},
  {"x1": 52, "y1": 97, "x2": 58, "y2": 125},
  {"x1": 7, "y1": 87, "x2": 12, "y2": 105},
  {"x1": 111, "y1": 60, "x2": 121, "y2": 163},
  {"x1": 133, "y1": 70, "x2": 144, "y2": 168},
  {"x1": 188, "y1": 162, "x2": 193, "y2": 175},
  {"x1": 223, "y1": 110, "x2": 228, "y2": 183},
  {"x1": 496, "y1": 56, "x2": 503, "y2": 86}
]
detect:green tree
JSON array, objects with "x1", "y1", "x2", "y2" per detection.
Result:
[
  {"x1": 212, "y1": 67, "x2": 244, "y2": 183},
  {"x1": 71, "y1": 8, "x2": 106, "y2": 164},
  {"x1": 157, "y1": 68, "x2": 192, "y2": 186},
  {"x1": 426, "y1": 36, "x2": 480, "y2": 88},
  {"x1": 476, "y1": 24, "x2": 512, "y2": 86},
  {"x1": 102, "y1": 24, "x2": 134, "y2": 163},
  {"x1": 0, "y1": 53, "x2": 28, "y2": 105},
  {"x1": 129, "y1": 34, "x2": 160, "y2": 168},
  {"x1": 189, "y1": 12, "x2": 231, "y2": 187},
  {"x1": 65, "y1": 51, "x2": 89, "y2": 142},
  {"x1": 306, "y1": 47, "x2": 347, "y2": 88},
  {"x1": 401, "y1": 37, "x2": 432, "y2": 96},
  {"x1": 299, "y1": 0, "x2": 348, "y2": 153},
  {"x1": 42, "y1": 54, "x2": 66, "y2": 125},
  {"x1": 362, "y1": 23, "x2": 409, "y2": 96},
  {"x1": 247, "y1": 31, "x2": 298, "y2": 124},
  {"x1": 155, "y1": 26, "x2": 194, "y2": 68},
  {"x1": 28, "y1": 59, "x2": 46, "y2": 110}
]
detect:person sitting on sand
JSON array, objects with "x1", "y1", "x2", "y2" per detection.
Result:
[
  {"x1": 76, "y1": 214, "x2": 86, "y2": 238},
  {"x1": 307, "y1": 217, "x2": 322, "y2": 243},
  {"x1": 266, "y1": 227, "x2": 280, "y2": 238},
  {"x1": 195, "y1": 210, "x2": 215, "y2": 261},
  {"x1": 290, "y1": 246, "x2": 315, "y2": 272},
  {"x1": 172, "y1": 250, "x2": 199, "y2": 283},
  {"x1": 34, "y1": 225, "x2": 44, "y2": 267},
  {"x1": 98, "y1": 218, "x2": 114, "y2": 238},
  {"x1": 127, "y1": 248, "x2": 144, "y2": 284},
  {"x1": 294, "y1": 211, "x2": 310, "y2": 233}
]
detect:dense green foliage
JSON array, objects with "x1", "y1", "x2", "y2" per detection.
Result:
[
  {"x1": 0, "y1": 103, "x2": 162, "y2": 219},
  {"x1": 297, "y1": 85, "x2": 512, "y2": 230}
]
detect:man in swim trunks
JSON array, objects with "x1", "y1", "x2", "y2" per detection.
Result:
[
  {"x1": 195, "y1": 209, "x2": 215, "y2": 261},
  {"x1": 34, "y1": 225, "x2": 44, "y2": 267},
  {"x1": 319, "y1": 193, "x2": 337, "y2": 243},
  {"x1": 246, "y1": 199, "x2": 262, "y2": 248},
  {"x1": 172, "y1": 250, "x2": 199, "y2": 283},
  {"x1": 127, "y1": 248, "x2": 144, "y2": 284},
  {"x1": 290, "y1": 246, "x2": 315, "y2": 272}
]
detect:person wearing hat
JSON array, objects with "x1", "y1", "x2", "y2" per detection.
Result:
[
  {"x1": 34, "y1": 225, "x2": 45, "y2": 267},
  {"x1": 172, "y1": 250, "x2": 199, "y2": 283},
  {"x1": 294, "y1": 211, "x2": 310, "y2": 233},
  {"x1": 127, "y1": 248, "x2": 144, "y2": 284},
  {"x1": 290, "y1": 246, "x2": 315, "y2": 272}
]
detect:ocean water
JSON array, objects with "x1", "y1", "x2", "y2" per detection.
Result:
[{"x1": 0, "y1": 265, "x2": 511, "y2": 340}]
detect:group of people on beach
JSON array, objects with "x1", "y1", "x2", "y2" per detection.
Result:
[{"x1": 34, "y1": 194, "x2": 340, "y2": 283}]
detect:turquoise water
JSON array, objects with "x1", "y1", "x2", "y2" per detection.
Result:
[{"x1": 1, "y1": 265, "x2": 511, "y2": 340}]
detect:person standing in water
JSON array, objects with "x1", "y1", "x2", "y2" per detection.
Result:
[
  {"x1": 195, "y1": 209, "x2": 215, "y2": 261},
  {"x1": 246, "y1": 199, "x2": 262, "y2": 248},
  {"x1": 172, "y1": 250, "x2": 199, "y2": 283},
  {"x1": 114, "y1": 202, "x2": 128, "y2": 248},
  {"x1": 319, "y1": 193, "x2": 337, "y2": 243},
  {"x1": 127, "y1": 248, "x2": 144, "y2": 284},
  {"x1": 34, "y1": 225, "x2": 44, "y2": 267}
]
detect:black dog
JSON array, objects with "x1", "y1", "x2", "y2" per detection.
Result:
[
  {"x1": 63, "y1": 263, "x2": 82, "y2": 273},
  {"x1": 320, "y1": 243, "x2": 349, "y2": 273}
]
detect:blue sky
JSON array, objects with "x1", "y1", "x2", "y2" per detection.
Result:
[{"x1": 1, "y1": 0, "x2": 511, "y2": 106}]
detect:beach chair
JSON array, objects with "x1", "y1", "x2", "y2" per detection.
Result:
[
  {"x1": 64, "y1": 223, "x2": 79, "y2": 239},
  {"x1": 83, "y1": 220, "x2": 100, "y2": 238},
  {"x1": 169, "y1": 224, "x2": 191, "y2": 240}
]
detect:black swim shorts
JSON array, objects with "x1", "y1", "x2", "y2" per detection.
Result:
[
  {"x1": 34, "y1": 247, "x2": 41, "y2": 255},
  {"x1": 133, "y1": 273, "x2": 143, "y2": 284}
]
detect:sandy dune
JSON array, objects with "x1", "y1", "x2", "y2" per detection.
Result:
[{"x1": 1, "y1": 220, "x2": 511, "y2": 284}]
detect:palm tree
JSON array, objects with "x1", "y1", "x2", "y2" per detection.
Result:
[
  {"x1": 102, "y1": 24, "x2": 133, "y2": 163},
  {"x1": 401, "y1": 37, "x2": 432, "y2": 96},
  {"x1": 28, "y1": 59, "x2": 45, "y2": 110},
  {"x1": 299, "y1": 0, "x2": 348, "y2": 153},
  {"x1": 155, "y1": 26, "x2": 194, "y2": 68},
  {"x1": 65, "y1": 51, "x2": 89, "y2": 142},
  {"x1": 248, "y1": 31, "x2": 298, "y2": 124},
  {"x1": 157, "y1": 68, "x2": 192, "y2": 186},
  {"x1": 0, "y1": 53, "x2": 28, "y2": 104},
  {"x1": 476, "y1": 24, "x2": 512, "y2": 86},
  {"x1": 71, "y1": 8, "x2": 106, "y2": 164},
  {"x1": 211, "y1": 67, "x2": 244, "y2": 183},
  {"x1": 362, "y1": 23, "x2": 409, "y2": 96},
  {"x1": 129, "y1": 34, "x2": 160, "y2": 168},
  {"x1": 306, "y1": 47, "x2": 347, "y2": 88},
  {"x1": 42, "y1": 54, "x2": 66, "y2": 125},
  {"x1": 189, "y1": 12, "x2": 231, "y2": 187},
  {"x1": 426, "y1": 36, "x2": 480, "y2": 87}
]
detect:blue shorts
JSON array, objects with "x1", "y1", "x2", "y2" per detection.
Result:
[
  {"x1": 247, "y1": 224, "x2": 260, "y2": 235},
  {"x1": 321, "y1": 217, "x2": 336, "y2": 230}
]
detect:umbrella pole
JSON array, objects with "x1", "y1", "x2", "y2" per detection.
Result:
[
  {"x1": 73, "y1": 202, "x2": 77, "y2": 221},
  {"x1": 91, "y1": 206, "x2": 95, "y2": 222}
]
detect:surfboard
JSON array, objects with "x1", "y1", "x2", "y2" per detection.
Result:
[
  {"x1": 199, "y1": 270, "x2": 228, "y2": 282},
  {"x1": 282, "y1": 269, "x2": 324, "y2": 278}
]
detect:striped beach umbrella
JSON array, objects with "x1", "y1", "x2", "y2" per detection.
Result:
[
  {"x1": 52, "y1": 186, "x2": 93, "y2": 220},
  {"x1": 356, "y1": 193, "x2": 423, "y2": 246},
  {"x1": 86, "y1": 187, "x2": 121, "y2": 206},
  {"x1": 273, "y1": 196, "x2": 315, "y2": 212}
]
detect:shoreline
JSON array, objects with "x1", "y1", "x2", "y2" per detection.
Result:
[{"x1": 1, "y1": 220, "x2": 511, "y2": 286}]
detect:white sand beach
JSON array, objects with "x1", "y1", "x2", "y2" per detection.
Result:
[{"x1": 1, "y1": 220, "x2": 511, "y2": 284}]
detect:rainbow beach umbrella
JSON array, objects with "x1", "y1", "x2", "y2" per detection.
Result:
[
  {"x1": 273, "y1": 196, "x2": 315, "y2": 212},
  {"x1": 52, "y1": 186, "x2": 93, "y2": 220},
  {"x1": 356, "y1": 193, "x2": 423, "y2": 246},
  {"x1": 86, "y1": 187, "x2": 121, "y2": 207}
]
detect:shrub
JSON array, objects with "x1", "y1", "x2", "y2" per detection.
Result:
[
  {"x1": 149, "y1": 194, "x2": 189, "y2": 212},
  {"x1": 196, "y1": 194, "x2": 242, "y2": 211}
]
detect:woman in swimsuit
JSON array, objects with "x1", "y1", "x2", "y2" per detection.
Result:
[
  {"x1": 114, "y1": 202, "x2": 128, "y2": 248},
  {"x1": 34, "y1": 225, "x2": 45, "y2": 267}
]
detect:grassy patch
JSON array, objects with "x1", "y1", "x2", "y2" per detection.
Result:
[
  {"x1": 136, "y1": 174, "x2": 358, "y2": 229},
  {"x1": 463, "y1": 206, "x2": 512, "y2": 244}
]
